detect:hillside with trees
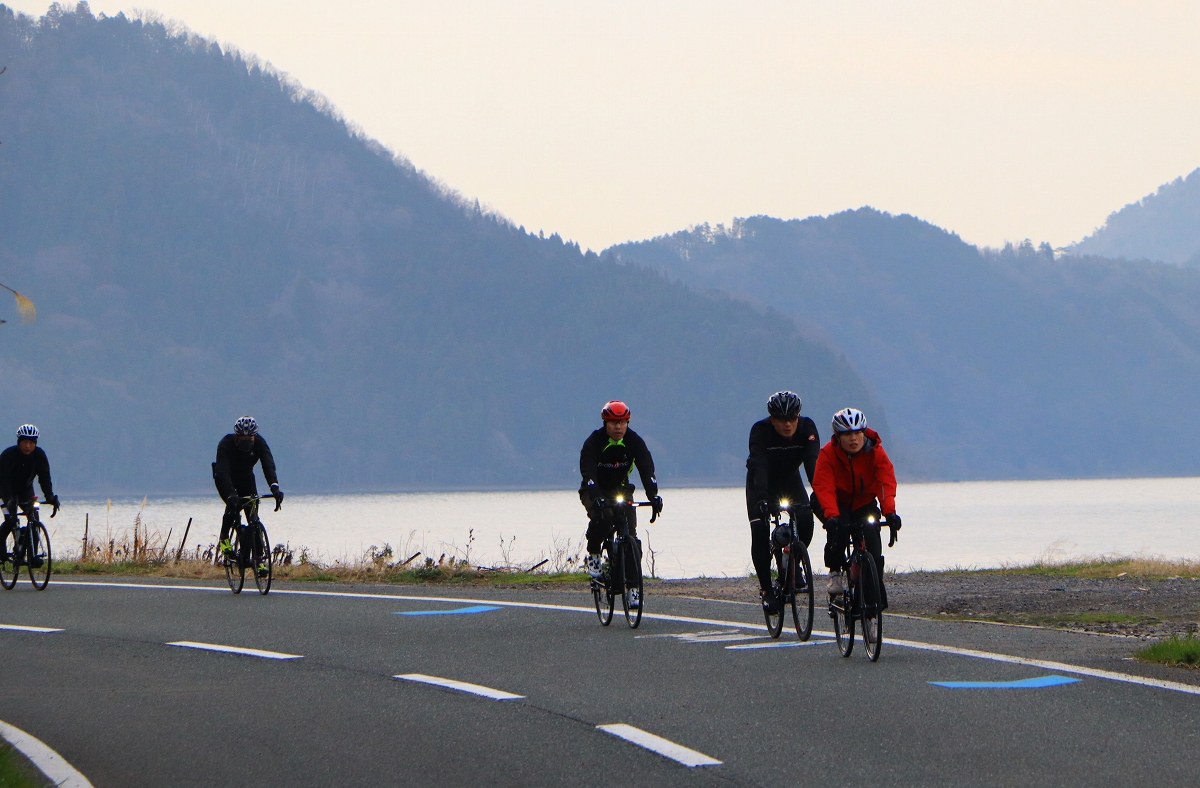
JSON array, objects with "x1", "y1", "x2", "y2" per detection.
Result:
[
  {"x1": 609, "y1": 209, "x2": 1200, "y2": 480},
  {"x1": 0, "y1": 4, "x2": 880, "y2": 493},
  {"x1": 1072, "y1": 167, "x2": 1200, "y2": 265}
]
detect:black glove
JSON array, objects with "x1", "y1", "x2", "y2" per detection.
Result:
[
  {"x1": 823, "y1": 515, "x2": 842, "y2": 531},
  {"x1": 651, "y1": 495, "x2": 663, "y2": 523},
  {"x1": 46, "y1": 494, "x2": 60, "y2": 518},
  {"x1": 271, "y1": 483, "x2": 284, "y2": 512},
  {"x1": 756, "y1": 500, "x2": 771, "y2": 521},
  {"x1": 226, "y1": 493, "x2": 241, "y2": 510},
  {"x1": 2, "y1": 500, "x2": 17, "y2": 525},
  {"x1": 886, "y1": 512, "x2": 901, "y2": 546}
]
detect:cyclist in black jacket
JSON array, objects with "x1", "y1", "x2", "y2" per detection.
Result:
[
  {"x1": 0, "y1": 424, "x2": 59, "y2": 566},
  {"x1": 213, "y1": 417, "x2": 283, "y2": 560},
  {"x1": 579, "y1": 401, "x2": 663, "y2": 589},
  {"x1": 746, "y1": 391, "x2": 819, "y2": 611}
]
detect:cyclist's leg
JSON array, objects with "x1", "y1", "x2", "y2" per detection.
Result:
[
  {"x1": 18, "y1": 499, "x2": 41, "y2": 564},
  {"x1": 746, "y1": 485, "x2": 773, "y2": 594},
  {"x1": 584, "y1": 507, "x2": 609, "y2": 578}
]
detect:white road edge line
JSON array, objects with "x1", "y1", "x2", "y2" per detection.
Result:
[
  {"x1": 56, "y1": 581, "x2": 1200, "y2": 697},
  {"x1": 597, "y1": 724, "x2": 722, "y2": 767},
  {"x1": 166, "y1": 641, "x2": 303, "y2": 660},
  {"x1": 0, "y1": 719, "x2": 94, "y2": 788},
  {"x1": 0, "y1": 624, "x2": 63, "y2": 633},
  {"x1": 395, "y1": 673, "x2": 524, "y2": 700}
]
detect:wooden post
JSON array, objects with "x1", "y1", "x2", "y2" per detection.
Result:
[
  {"x1": 82, "y1": 513, "x2": 89, "y2": 562},
  {"x1": 174, "y1": 518, "x2": 192, "y2": 563}
]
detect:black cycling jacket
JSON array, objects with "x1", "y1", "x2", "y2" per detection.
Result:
[
  {"x1": 745, "y1": 416, "x2": 820, "y2": 506},
  {"x1": 213, "y1": 434, "x2": 278, "y2": 500},
  {"x1": 579, "y1": 428, "x2": 658, "y2": 499},
  {"x1": 0, "y1": 445, "x2": 53, "y2": 502}
]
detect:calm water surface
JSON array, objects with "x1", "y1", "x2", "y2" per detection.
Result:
[{"x1": 50, "y1": 476, "x2": 1200, "y2": 579}]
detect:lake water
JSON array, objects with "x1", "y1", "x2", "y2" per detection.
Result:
[{"x1": 44, "y1": 476, "x2": 1200, "y2": 579}]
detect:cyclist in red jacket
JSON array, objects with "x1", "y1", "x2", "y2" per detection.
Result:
[{"x1": 811, "y1": 407, "x2": 901, "y2": 607}]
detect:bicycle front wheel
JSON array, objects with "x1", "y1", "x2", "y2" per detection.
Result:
[
  {"x1": 832, "y1": 587, "x2": 854, "y2": 657},
  {"x1": 224, "y1": 528, "x2": 245, "y2": 594},
  {"x1": 0, "y1": 526, "x2": 19, "y2": 590},
  {"x1": 253, "y1": 524, "x2": 272, "y2": 595},
  {"x1": 859, "y1": 553, "x2": 883, "y2": 661},
  {"x1": 621, "y1": 538, "x2": 643, "y2": 629},
  {"x1": 27, "y1": 523, "x2": 50, "y2": 590},
  {"x1": 788, "y1": 543, "x2": 814, "y2": 641},
  {"x1": 764, "y1": 550, "x2": 784, "y2": 638}
]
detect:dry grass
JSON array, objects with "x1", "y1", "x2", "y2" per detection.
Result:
[
  {"x1": 57, "y1": 511, "x2": 591, "y2": 585},
  {"x1": 981, "y1": 555, "x2": 1200, "y2": 579}
]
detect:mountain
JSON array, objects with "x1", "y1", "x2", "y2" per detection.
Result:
[
  {"x1": 1072, "y1": 167, "x2": 1200, "y2": 265},
  {"x1": 608, "y1": 209, "x2": 1200, "y2": 480},
  {"x1": 0, "y1": 4, "x2": 881, "y2": 494}
]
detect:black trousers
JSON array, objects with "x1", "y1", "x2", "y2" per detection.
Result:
[
  {"x1": 581, "y1": 486, "x2": 638, "y2": 555},
  {"x1": 812, "y1": 497, "x2": 885, "y2": 574},
  {"x1": 214, "y1": 467, "x2": 258, "y2": 546},
  {"x1": 746, "y1": 484, "x2": 813, "y2": 593},
  {"x1": 0, "y1": 498, "x2": 40, "y2": 556}
]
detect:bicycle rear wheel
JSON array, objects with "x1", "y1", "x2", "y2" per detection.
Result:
[
  {"x1": 764, "y1": 550, "x2": 784, "y2": 638},
  {"x1": 788, "y1": 543, "x2": 814, "y2": 641},
  {"x1": 621, "y1": 538, "x2": 643, "y2": 629},
  {"x1": 224, "y1": 527, "x2": 245, "y2": 594},
  {"x1": 27, "y1": 523, "x2": 50, "y2": 590},
  {"x1": 253, "y1": 524, "x2": 272, "y2": 595},
  {"x1": 859, "y1": 553, "x2": 883, "y2": 661}
]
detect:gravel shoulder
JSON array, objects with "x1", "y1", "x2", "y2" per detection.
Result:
[{"x1": 653, "y1": 572, "x2": 1200, "y2": 638}]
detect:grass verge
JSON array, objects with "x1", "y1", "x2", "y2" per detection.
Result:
[
  {"x1": 1135, "y1": 634, "x2": 1200, "y2": 668},
  {"x1": 942, "y1": 556, "x2": 1200, "y2": 579},
  {"x1": 0, "y1": 741, "x2": 52, "y2": 788}
]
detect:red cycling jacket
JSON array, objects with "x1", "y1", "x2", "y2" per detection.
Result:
[{"x1": 811, "y1": 427, "x2": 897, "y2": 519}]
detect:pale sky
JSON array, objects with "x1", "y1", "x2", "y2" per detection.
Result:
[{"x1": 10, "y1": 1, "x2": 1200, "y2": 251}]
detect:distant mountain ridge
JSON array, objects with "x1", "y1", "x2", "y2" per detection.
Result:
[
  {"x1": 1072, "y1": 167, "x2": 1200, "y2": 265},
  {"x1": 608, "y1": 209, "x2": 1200, "y2": 480},
  {"x1": 0, "y1": 4, "x2": 880, "y2": 493}
]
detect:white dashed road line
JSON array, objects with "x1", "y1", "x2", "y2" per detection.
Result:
[
  {"x1": 53, "y1": 581, "x2": 1200, "y2": 697},
  {"x1": 166, "y1": 641, "x2": 303, "y2": 660},
  {"x1": 597, "y1": 724, "x2": 722, "y2": 767},
  {"x1": 0, "y1": 624, "x2": 63, "y2": 633},
  {"x1": 0, "y1": 719, "x2": 94, "y2": 788},
  {"x1": 394, "y1": 673, "x2": 524, "y2": 700}
]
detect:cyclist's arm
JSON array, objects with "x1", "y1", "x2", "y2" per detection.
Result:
[
  {"x1": 801, "y1": 418, "x2": 820, "y2": 488},
  {"x1": 873, "y1": 444, "x2": 898, "y2": 515},
  {"x1": 0, "y1": 448, "x2": 15, "y2": 503},
  {"x1": 628, "y1": 432, "x2": 658, "y2": 498},
  {"x1": 33, "y1": 448, "x2": 53, "y2": 500},
  {"x1": 811, "y1": 447, "x2": 841, "y2": 520},
  {"x1": 579, "y1": 433, "x2": 601, "y2": 486},
  {"x1": 746, "y1": 422, "x2": 770, "y2": 504},
  {"x1": 213, "y1": 438, "x2": 238, "y2": 498},
  {"x1": 256, "y1": 436, "x2": 280, "y2": 487}
]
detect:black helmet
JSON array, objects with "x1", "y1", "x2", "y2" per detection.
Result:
[{"x1": 766, "y1": 391, "x2": 802, "y2": 419}]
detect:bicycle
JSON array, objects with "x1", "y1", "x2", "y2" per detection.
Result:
[
  {"x1": 0, "y1": 501, "x2": 51, "y2": 591},
  {"x1": 827, "y1": 512, "x2": 894, "y2": 661},
  {"x1": 590, "y1": 495, "x2": 656, "y2": 629},
  {"x1": 222, "y1": 494, "x2": 277, "y2": 595},
  {"x1": 763, "y1": 499, "x2": 815, "y2": 640}
]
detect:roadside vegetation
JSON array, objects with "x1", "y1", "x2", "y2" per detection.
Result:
[
  {"x1": 1135, "y1": 634, "x2": 1200, "y2": 668},
  {"x1": 949, "y1": 556, "x2": 1200, "y2": 580},
  {"x1": 0, "y1": 741, "x2": 51, "y2": 788}
]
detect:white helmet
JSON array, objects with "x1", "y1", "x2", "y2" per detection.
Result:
[
  {"x1": 831, "y1": 408, "x2": 867, "y2": 434},
  {"x1": 233, "y1": 416, "x2": 258, "y2": 436},
  {"x1": 15, "y1": 424, "x2": 38, "y2": 440}
]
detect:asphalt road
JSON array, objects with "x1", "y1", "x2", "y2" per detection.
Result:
[{"x1": 1, "y1": 578, "x2": 1198, "y2": 787}]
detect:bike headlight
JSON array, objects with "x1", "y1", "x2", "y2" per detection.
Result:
[
  {"x1": 779, "y1": 499, "x2": 789, "y2": 509},
  {"x1": 614, "y1": 495, "x2": 624, "y2": 504}
]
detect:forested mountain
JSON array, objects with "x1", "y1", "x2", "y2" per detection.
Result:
[
  {"x1": 1072, "y1": 167, "x2": 1200, "y2": 265},
  {"x1": 608, "y1": 210, "x2": 1200, "y2": 480},
  {"x1": 0, "y1": 4, "x2": 880, "y2": 493}
]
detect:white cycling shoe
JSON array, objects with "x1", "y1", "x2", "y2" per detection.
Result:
[
  {"x1": 629, "y1": 589, "x2": 641, "y2": 608},
  {"x1": 585, "y1": 553, "x2": 604, "y2": 579},
  {"x1": 827, "y1": 572, "x2": 845, "y2": 595}
]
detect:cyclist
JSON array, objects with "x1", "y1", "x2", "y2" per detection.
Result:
[
  {"x1": 213, "y1": 417, "x2": 283, "y2": 572},
  {"x1": 0, "y1": 425, "x2": 60, "y2": 567},
  {"x1": 579, "y1": 400, "x2": 662, "y2": 608},
  {"x1": 811, "y1": 407, "x2": 900, "y2": 607},
  {"x1": 746, "y1": 391, "x2": 820, "y2": 612}
]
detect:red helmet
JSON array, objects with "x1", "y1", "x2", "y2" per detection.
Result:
[{"x1": 601, "y1": 400, "x2": 631, "y2": 421}]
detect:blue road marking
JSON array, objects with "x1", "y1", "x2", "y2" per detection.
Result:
[
  {"x1": 395, "y1": 605, "x2": 501, "y2": 616},
  {"x1": 929, "y1": 675, "x2": 1081, "y2": 689}
]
